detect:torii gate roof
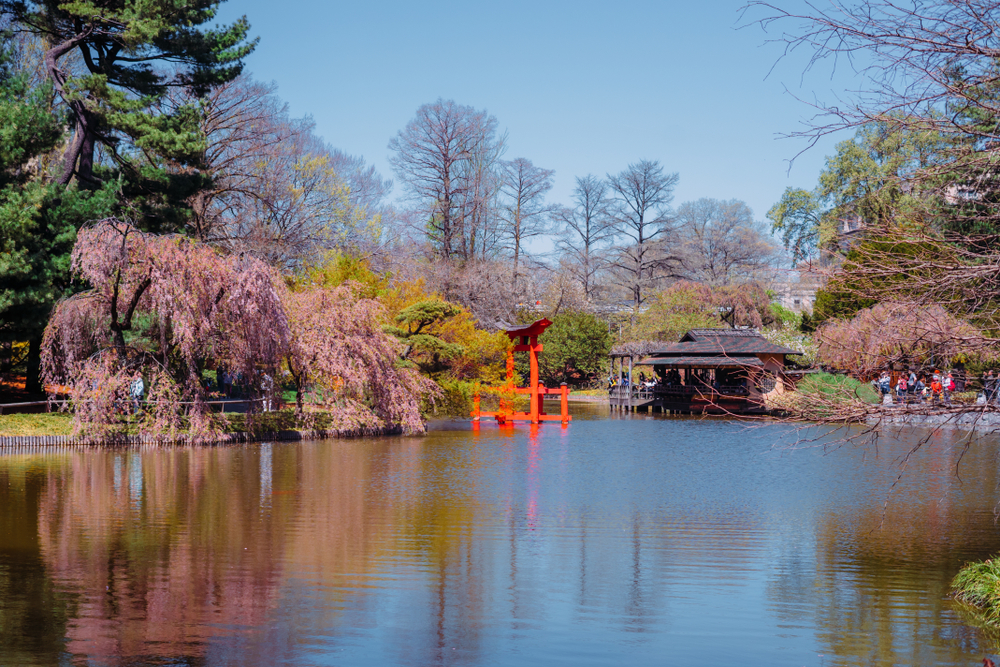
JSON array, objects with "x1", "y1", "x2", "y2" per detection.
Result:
[{"x1": 497, "y1": 318, "x2": 552, "y2": 340}]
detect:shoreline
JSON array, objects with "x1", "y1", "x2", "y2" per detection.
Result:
[
  {"x1": 0, "y1": 425, "x2": 404, "y2": 450},
  {"x1": 870, "y1": 407, "x2": 1000, "y2": 429},
  {"x1": 542, "y1": 394, "x2": 607, "y2": 403}
]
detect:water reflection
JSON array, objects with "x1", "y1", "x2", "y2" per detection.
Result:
[{"x1": 1, "y1": 410, "x2": 1000, "y2": 666}]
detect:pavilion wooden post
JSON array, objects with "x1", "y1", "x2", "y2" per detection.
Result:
[
  {"x1": 628, "y1": 356, "x2": 633, "y2": 412},
  {"x1": 615, "y1": 357, "x2": 625, "y2": 412}
]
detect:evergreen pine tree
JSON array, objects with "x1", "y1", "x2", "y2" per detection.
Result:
[{"x1": 1, "y1": 0, "x2": 256, "y2": 231}]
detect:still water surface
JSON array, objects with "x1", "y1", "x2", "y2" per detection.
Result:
[{"x1": 3, "y1": 405, "x2": 1000, "y2": 666}]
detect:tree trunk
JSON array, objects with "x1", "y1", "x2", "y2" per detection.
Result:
[
  {"x1": 26, "y1": 336, "x2": 43, "y2": 394},
  {"x1": 0, "y1": 340, "x2": 11, "y2": 374},
  {"x1": 76, "y1": 116, "x2": 97, "y2": 185}
]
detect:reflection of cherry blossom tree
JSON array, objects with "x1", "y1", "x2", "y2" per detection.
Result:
[
  {"x1": 283, "y1": 285, "x2": 437, "y2": 433},
  {"x1": 42, "y1": 218, "x2": 290, "y2": 439}
]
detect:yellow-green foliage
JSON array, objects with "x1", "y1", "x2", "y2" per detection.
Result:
[
  {"x1": 381, "y1": 278, "x2": 510, "y2": 384},
  {"x1": 761, "y1": 328, "x2": 818, "y2": 367},
  {"x1": 294, "y1": 251, "x2": 390, "y2": 299},
  {"x1": 628, "y1": 281, "x2": 774, "y2": 342},
  {"x1": 293, "y1": 256, "x2": 509, "y2": 385},
  {"x1": 0, "y1": 412, "x2": 73, "y2": 436},
  {"x1": 629, "y1": 283, "x2": 720, "y2": 341},
  {"x1": 427, "y1": 379, "x2": 528, "y2": 418},
  {"x1": 953, "y1": 558, "x2": 1000, "y2": 626}
]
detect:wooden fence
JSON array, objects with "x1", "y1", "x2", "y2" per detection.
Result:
[{"x1": 0, "y1": 398, "x2": 265, "y2": 415}]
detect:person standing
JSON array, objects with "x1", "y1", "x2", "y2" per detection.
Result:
[
  {"x1": 879, "y1": 372, "x2": 892, "y2": 396},
  {"x1": 896, "y1": 375, "x2": 908, "y2": 402},
  {"x1": 129, "y1": 372, "x2": 145, "y2": 415},
  {"x1": 261, "y1": 372, "x2": 274, "y2": 412},
  {"x1": 986, "y1": 370, "x2": 997, "y2": 404}
]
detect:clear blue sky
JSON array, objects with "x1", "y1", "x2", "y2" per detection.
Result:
[{"x1": 216, "y1": 0, "x2": 857, "y2": 232}]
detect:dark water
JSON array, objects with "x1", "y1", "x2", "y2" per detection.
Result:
[{"x1": 3, "y1": 404, "x2": 1000, "y2": 666}]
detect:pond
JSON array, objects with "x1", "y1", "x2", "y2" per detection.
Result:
[{"x1": 2, "y1": 404, "x2": 1000, "y2": 666}]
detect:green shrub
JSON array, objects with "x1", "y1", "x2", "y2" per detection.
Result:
[
  {"x1": 427, "y1": 379, "x2": 529, "y2": 418},
  {"x1": 797, "y1": 372, "x2": 880, "y2": 404}
]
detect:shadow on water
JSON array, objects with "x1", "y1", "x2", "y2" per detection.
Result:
[{"x1": 2, "y1": 403, "x2": 1000, "y2": 666}]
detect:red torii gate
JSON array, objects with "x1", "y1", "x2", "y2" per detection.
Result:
[{"x1": 472, "y1": 318, "x2": 572, "y2": 427}]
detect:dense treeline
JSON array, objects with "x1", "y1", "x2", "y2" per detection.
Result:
[
  {"x1": 0, "y1": 0, "x2": 792, "y2": 434},
  {"x1": 12, "y1": 0, "x2": 1000, "y2": 430}
]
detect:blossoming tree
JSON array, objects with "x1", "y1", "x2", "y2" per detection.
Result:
[
  {"x1": 283, "y1": 285, "x2": 436, "y2": 433},
  {"x1": 42, "y1": 218, "x2": 289, "y2": 438},
  {"x1": 42, "y1": 218, "x2": 436, "y2": 439}
]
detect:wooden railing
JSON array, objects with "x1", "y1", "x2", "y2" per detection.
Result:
[
  {"x1": 656, "y1": 385, "x2": 749, "y2": 398},
  {"x1": 608, "y1": 386, "x2": 655, "y2": 402}
]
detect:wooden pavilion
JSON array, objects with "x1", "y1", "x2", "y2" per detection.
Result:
[{"x1": 609, "y1": 328, "x2": 802, "y2": 414}]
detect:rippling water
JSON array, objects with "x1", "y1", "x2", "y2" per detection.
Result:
[{"x1": 3, "y1": 405, "x2": 1000, "y2": 666}]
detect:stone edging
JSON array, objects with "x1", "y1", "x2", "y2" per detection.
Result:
[
  {"x1": 868, "y1": 408, "x2": 1000, "y2": 428},
  {"x1": 0, "y1": 426, "x2": 404, "y2": 451}
]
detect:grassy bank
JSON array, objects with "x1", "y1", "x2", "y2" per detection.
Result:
[
  {"x1": 0, "y1": 409, "x2": 383, "y2": 439},
  {"x1": 796, "y1": 372, "x2": 880, "y2": 403},
  {"x1": 952, "y1": 559, "x2": 1000, "y2": 625},
  {"x1": 0, "y1": 413, "x2": 74, "y2": 436}
]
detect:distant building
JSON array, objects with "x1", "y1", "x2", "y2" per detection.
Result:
[{"x1": 774, "y1": 264, "x2": 824, "y2": 314}]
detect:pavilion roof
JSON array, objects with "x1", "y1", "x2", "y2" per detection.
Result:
[
  {"x1": 650, "y1": 329, "x2": 802, "y2": 357},
  {"x1": 636, "y1": 356, "x2": 765, "y2": 368}
]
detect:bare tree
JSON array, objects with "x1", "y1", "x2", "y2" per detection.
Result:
[
  {"x1": 606, "y1": 160, "x2": 680, "y2": 307},
  {"x1": 537, "y1": 261, "x2": 589, "y2": 316},
  {"x1": 675, "y1": 198, "x2": 781, "y2": 285},
  {"x1": 327, "y1": 148, "x2": 395, "y2": 228},
  {"x1": 748, "y1": 0, "x2": 1000, "y2": 231},
  {"x1": 182, "y1": 76, "x2": 391, "y2": 268},
  {"x1": 454, "y1": 124, "x2": 506, "y2": 260},
  {"x1": 394, "y1": 257, "x2": 531, "y2": 327},
  {"x1": 230, "y1": 130, "x2": 371, "y2": 269},
  {"x1": 554, "y1": 174, "x2": 616, "y2": 300},
  {"x1": 388, "y1": 99, "x2": 506, "y2": 260},
  {"x1": 185, "y1": 77, "x2": 304, "y2": 243},
  {"x1": 499, "y1": 157, "x2": 555, "y2": 270}
]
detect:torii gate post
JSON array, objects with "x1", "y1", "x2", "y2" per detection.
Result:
[{"x1": 471, "y1": 318, "x2": 571, "y2": 427}]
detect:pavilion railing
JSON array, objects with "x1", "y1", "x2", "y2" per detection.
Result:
[
  {"x1": 608, "y1": 386, "x2": 655, "y2": 402},
  {"x1": 656, "y1": 385, "x2": 749, "y2": 398},
  {"x1": 608, "y1": 384, "x2": 751, "y2": 403}
]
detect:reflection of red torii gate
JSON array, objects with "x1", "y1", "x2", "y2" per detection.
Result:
[{"x1": 472, "y1": 318, "x2": 572, "y2": 427}]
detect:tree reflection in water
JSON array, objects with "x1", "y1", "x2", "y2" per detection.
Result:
[{"x1": 2, "y1": 417, "x2": 1000, "y2": 666}]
